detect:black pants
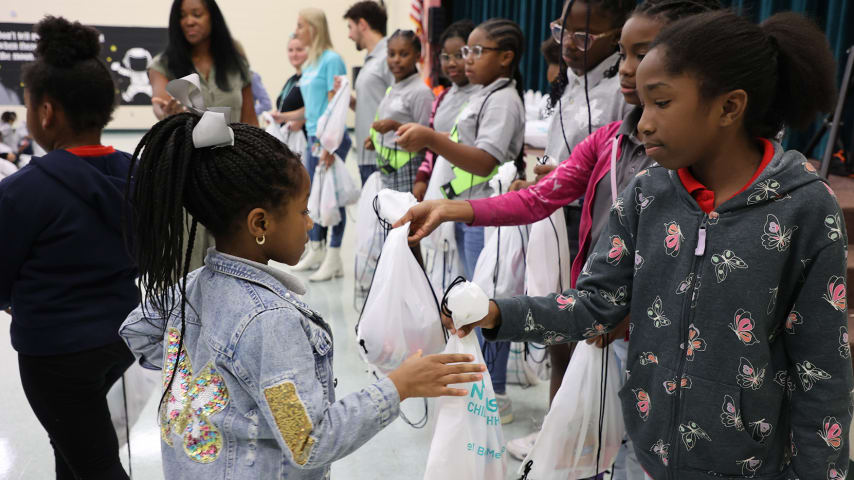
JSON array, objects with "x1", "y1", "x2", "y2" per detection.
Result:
[{"x1": 18, "y1": 340, "x2": 134, "y2": 480}]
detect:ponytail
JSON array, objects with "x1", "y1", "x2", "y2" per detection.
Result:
[
  {"x1": 651, "y1": 10, "x2": 835, "y2": 138},
  {"x1": 761, "y1": 13, "x2": 836, "y2": 133}
]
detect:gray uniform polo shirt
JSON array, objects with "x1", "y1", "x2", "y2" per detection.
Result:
[
  {"x1": 545, "y1": 51, "x2": 630, "y2": 162},
  {"x1": 455, "y1": 77, "x2": 525, "y2": 200},
  {"x1": 433, "y1": 82, "x2": 481, "y2": 134},
  {"x1": 354, "y1": 38, "x2": 394, "y2": 165}
]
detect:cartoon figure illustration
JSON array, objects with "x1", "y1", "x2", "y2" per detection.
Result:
[{"x1": 111, "y1": 47, "x2": 154, "y2": 102}]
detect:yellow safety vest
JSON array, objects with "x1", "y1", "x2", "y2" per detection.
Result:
[
  {"x1": 370, "y1": 87, "x2": 414, "y2": 174},
  {"x1": 441, "y1": 105, "x2": 498, "y2": 199}
]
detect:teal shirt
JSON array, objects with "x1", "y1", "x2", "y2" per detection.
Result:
[{"x1": 300, "y1": 50, "x2": 346, "y2": 137}]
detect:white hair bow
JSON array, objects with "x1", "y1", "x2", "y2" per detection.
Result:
[{"x1": 165, "y1": 73, "x2": 235, "y2": 148}]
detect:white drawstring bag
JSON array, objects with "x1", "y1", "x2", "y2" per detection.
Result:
[
  {"x1": 424, "y1": 281, "x2": 507, "y2": 479},
  {"x1": 472, "y1": 162, "x2": 528, "y2": 298},
  {"x1": 354, "y1": 171, "x2": 383, "y2": 311},
  {"x1": 261, "y1": 112, "x2": 287, "y2": 143},
  {"x1": 421, "y1": 156, "x2": 464, "y2": 300},
  {"x1": 316, "y1": 76, "x2": 350, "y2": 153},
  {"x1": 356, "y1": 190, "x2": 446, "y2": 374},
  {"x1": 472, "y1": 225, "x2": 529, "y2": 299},
  {"x1": 507, "y1": 342, "x2": 550, "y2": 387},
  {"x1": 525, "y1": 207, "x2": 571, "y2": 297},
  {"x1": 520, "y1": 341, "x2": 625, "y2": 479}
]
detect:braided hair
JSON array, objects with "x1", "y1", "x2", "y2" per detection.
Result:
[
  {"x1": 127, "y1": 113, "x2": 304, "y2": 407},
  {"x1": 478, "y1": 19, "x2": 527, "y2": 175}
]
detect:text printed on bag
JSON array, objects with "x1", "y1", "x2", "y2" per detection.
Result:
[
  {"x1": 466, "y1": 442, "x2": 506, "y2": 459},
  {"x1": 467, "y1": 380, "x2": 500, "y2": 426}
]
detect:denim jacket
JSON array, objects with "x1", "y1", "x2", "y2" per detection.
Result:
[{"x1": 119, "y1": 249, "x2": 400, "y2": 479}]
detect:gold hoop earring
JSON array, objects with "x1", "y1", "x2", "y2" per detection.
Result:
[{"x1": 256, "y1": 235, "x2": 266, "y2": 245}]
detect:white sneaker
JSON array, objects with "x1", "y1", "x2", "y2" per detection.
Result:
[
  {"x1": 496, "y1": 393, "x2": 513, "y2": 424},
  {"x1": 293, "y1": 241, "x2": 325, "y2": 271},
  {"x1": 309, "y1": 247, "x2": 343, "y2": 282},
  {"x1": 506, "y1": 431, "x2": 538, "y2": 461}
]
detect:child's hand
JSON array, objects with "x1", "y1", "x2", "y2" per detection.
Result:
[
  {"x1": 533, "y1": 163, "x2": 557, "y2": 182},
  {"x1": 320, "y1": 149, "x2": 334, "y2": 168},
  {"x1": 395, "y1": 123, "x2": 433, "y2": 152},
  {"x1": 364, "y1": 137, "x2": 375, "y2": 151},
  {"x1": 441, "y1": 300, "x2": 502, "y2": 338},
  {"x1": 510, "y1": 179, "x2": 533, "y2": 192},
  {"x1": 388, "y1": 350, "x2": 485, "y2": 401},
  {"x1": 371, "y1": 119, "x2": 401, "y2": 134},
  {"x1": 412, "y1": 181, "x2": 428, "y2": 202}
]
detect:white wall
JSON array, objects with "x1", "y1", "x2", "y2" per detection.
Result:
[{"x1": 0, "y1": 0, "x2": 416, "y2": 129}]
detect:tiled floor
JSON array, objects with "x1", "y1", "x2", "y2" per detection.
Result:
[{"x1": 0, "y1": 132, "x2": 550, "y2": 479}]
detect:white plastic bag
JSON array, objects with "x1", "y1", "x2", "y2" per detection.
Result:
[
  {"x1": 526, "y1": 156, "x2": 571, "y2": 298},
  {"x1": 507, "y1": 342, "x2": 550, "y2": 387},
  {"x1": 354, "y1": 172, "x2": 383, "y2": 310},
  {"x1": 261, "y1": 112, "x2": 308, "y2": 159},
  {"x1": 423, "y1": 238, "x2": 464, "y2": 302},
  {"x1": 331, "y1": 156, "x2": 360, "y2": 206},
  {"x1": 107, "y1": 362, "x2": 160, "y2": 447},
  {"x1": 283, "y1": 125, "x2": 307, "y2": 158},
  {"x1": 308, "y1": 165, "x2": 339, "y2": 227},
  {"x1": 520, "y1": 341, "x2": 625, "y2": 479},
  {"x1": 421, "y1": 156, "x2": 458, "y2": 251},
  {"x1": 316, "y1": 76, "x2": 350, "y2": 153},
  {"x1": 309, "y1": 156, "x2": 360, "y2": 227},
  {"x1": 356, "y1": 190, "x2": 446, "y2": 373},
  {"x1": 424, "y1": 281, "x2": 507, "y2": 479},
  {"x1": 472, "y1": 225, "x2": 529, "y2": 299},
  {"x1": 261, "y1": 112, "x2": 287, "y2": 143},
  {"x1": 420, "y1": 156, "x2": 464, "y2": 299}
]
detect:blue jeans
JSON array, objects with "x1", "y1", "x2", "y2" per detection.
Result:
[
  {"x1": 454, "y1": 222, "x2": 484, "y2": 280},
  {"x1": 358, "y1": 164, "x2": 378, "y2": 186},
  {"x1": 455, "y1": 223, "x2": 510, "y2": 395},
  {"x1": 306, "y1": 135, "x2": 351, "y2": 247}
]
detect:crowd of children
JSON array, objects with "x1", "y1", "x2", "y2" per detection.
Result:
[{"x1": 0, "y1": 0, "x2": 851, "y2": 479}]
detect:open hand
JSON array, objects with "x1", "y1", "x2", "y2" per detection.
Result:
[{"x1": 387, "y1": 350, "x2": 486, "y2": 401}]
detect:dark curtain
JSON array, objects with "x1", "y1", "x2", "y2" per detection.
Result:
[{"x1": 443, "y1": 0, "x2": 853, "y2": 154}]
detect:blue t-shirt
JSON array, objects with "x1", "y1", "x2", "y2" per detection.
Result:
[{"x1": 300, "y1": 49, "x2": 346, "y2": 137}]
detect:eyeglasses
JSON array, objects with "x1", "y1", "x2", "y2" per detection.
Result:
[
  {"x1": 460, "y1": 45, "x2": 504, "y2": 60},
  {"x1": 439, "y1": 51, "x2": 464, "y2": 63},
  {"x1": 550, "y1": 22, "x2": 620, "y2": 51}
]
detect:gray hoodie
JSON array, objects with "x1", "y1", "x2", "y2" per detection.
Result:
[{"x1": 487, "y1": 140, "x2": 853, "y2": 479}]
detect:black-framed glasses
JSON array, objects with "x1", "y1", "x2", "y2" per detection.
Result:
[
  {"x1": 439, "y1": 51, "x2": 464, "y2": 63},
  {"x1": 550, "y1": 21, "x2": 620, "y2": 51},
  {"x1": 460, "y1": 45, "x2": 504, "y2": 60}
]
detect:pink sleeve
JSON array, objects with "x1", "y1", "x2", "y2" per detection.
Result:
[{"x1": 468, "y1": 123, "x2": 616, "y2": 227}]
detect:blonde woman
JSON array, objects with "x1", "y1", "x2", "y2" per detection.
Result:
[{"x1": 291, "y1": 8, "x2": 352, "y2": 282}]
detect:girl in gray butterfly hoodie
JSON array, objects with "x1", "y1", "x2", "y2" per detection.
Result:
[{"x1": 444, "y1": 11, "x2": 854, "y2": 480}]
